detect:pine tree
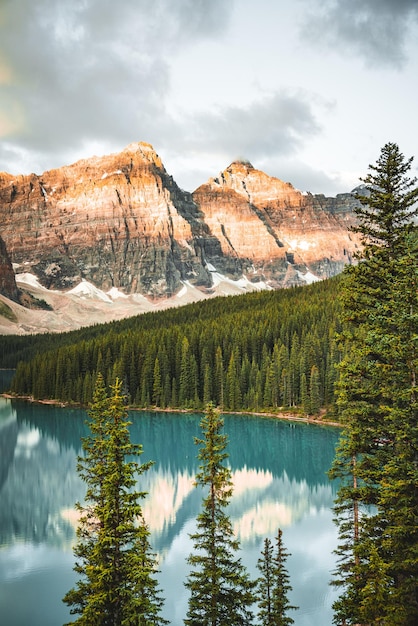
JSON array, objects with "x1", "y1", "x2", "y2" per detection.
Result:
[
  {"x1": 214, "y1": 346, "x2": 224, "y2": 408},
  {"x1": 300, "y1": 372, "x2": 309, "y2": 415},
  {"x1": 63, "y1": 375, "x2": 167, "y2": 625},
  {"x1": 354, "y1": 142, "x2": 418, "y2": 252},
  {"x1": 185, "y1": 403, "x2": 255, "y2": 625},
  {"x1": 203, "y1": 363, "x2": 212, "y2": 406},
  {"x1": 179, "y1": 337, "x2": 193, "y2": 407},
  {"x1": 257, "y1": 538, "x2": 274, "y2": 624},
  {"x1": 132, "y1": 517, "x2": 169, "y2": 625},
  {"x1": 152, "y1": 357, "x2": 162, "y2": 407},
  {"x1": 256, "y1": 529, "x2": 297, "y2": 626},
  {"x1": 309, "y1": 365, "x2": 321, "y2": 415},
  {"x1": 330, "y1": 143, "x2": 418, "y2": 624}
]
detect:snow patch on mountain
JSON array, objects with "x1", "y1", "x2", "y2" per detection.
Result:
[
  {"x1": 296, "y1": 270, "x2": 320, "y2": 284},
  {"x1": 68, "y1": 280, "x2": 113, "y2": 303},
  {"x1": 16, "y1": 272, "x2": 49, "y2": 290},
  {"x1": 107, "y1": 287, "x2": 129, "y2": 300},
  {"x1": 206, "y1": 264, "x2": 271, "y2": 293}
]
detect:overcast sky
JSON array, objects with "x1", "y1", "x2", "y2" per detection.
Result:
[{"x1": 1, "y1": 0, "x2": 418, "y2": 195}]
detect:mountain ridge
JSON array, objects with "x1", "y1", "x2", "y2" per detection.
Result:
[{"x1": 0, "y1": 141, "x2": 361, "y2": 333}]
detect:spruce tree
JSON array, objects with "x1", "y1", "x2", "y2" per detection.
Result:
[
  {"x1": 256, "y1": 529, "x2": 297, "y2": 626},
  {"x1": 330, "y1": 143, "x2": 418, "y2": 624},
  {"x1": 300, "y1": 372, "x2": 309, "y2": 415},
  {"x1": 257, "y1": 538, "x2": 274, "y2": 624},
  {"x1": 184, "y1": 403, "x2": 255, "y2": 625},
  {"x1": 354, "y1": 142, "x2": 418, "y2": 252},
  {"x1": 309, "y1": 365, "x2": 321, "y2": 415},
  {"x1": 63, "y1": 375, "x2": 167, "y2": 625}
]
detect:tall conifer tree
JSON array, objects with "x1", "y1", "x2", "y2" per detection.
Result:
[
  {"x1": 63, "y1": 375, "x2": 167, "y2": 625},
  {"x1": 256, "y1": 529, "x2": 297, "y2": 625},
  {"x1": 330, "y1": 143, "x2": 418, "y2": 625},
  {"x1": 185, "y1": 403, "x2": 255, "y2": 625}
]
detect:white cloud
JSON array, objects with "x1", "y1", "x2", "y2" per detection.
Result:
[{"x1": 0, "y1": 0, "x2": 417, "y2": 196}]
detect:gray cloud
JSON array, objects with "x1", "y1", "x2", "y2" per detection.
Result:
[
  {"x1": 265, "y1": 158, "x2": 357, "y2": 196},
  {"x1": 0, "y1": 0, "x2": 233, "y2": 169},
  {"x1": 166, "y1": 92, "x2": 322, "y2": 160},
  {"x1": 0, "y1": 0, "x2": 323, "y2": 189},
  {"x1": 301, "y1": 0, "x2": 418, "y2": 68},
  {"x1": 2, "y1": 0, "x2": 413, "y2": 198},
  {"x1": 150, "y1": 91, "x2": 324, "y2": 193}
]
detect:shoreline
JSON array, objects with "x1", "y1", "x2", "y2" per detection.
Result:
[{"x1": 1, "y1": 392, "x2": 342, "y2": 428}]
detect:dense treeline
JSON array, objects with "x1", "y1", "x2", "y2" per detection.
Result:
[{"x1": 8, "y1": 277, "x2": 341, "y2": 413}]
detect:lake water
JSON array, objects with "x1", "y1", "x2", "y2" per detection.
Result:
[{"x1": 0, "y1": 371, "x2": 341, "y2": 625}]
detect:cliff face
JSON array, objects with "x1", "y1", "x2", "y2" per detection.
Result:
[
  {"x1": 0, "y1": 235, "x2": 19, "y2": 301},
  {"x1": 193, "y1": 161, "x2": 360, "y2": 287},
  {"x1": 0, "y1": 142, "x2": 220, "y2": 296},
  {"x1": 0, "y1": 142, "x2": 361, "y2": 298}
]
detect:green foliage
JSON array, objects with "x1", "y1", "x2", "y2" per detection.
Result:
[
  {"x1": 7, "y1": 278, "x2": 342, "y2": 414},
  {"x1": 354, "y1": 142, "x2": 418, "y2": 252},
  {"x1": 185, "y1": 404, "x2": 255, "y2": 625},
  {"x1": 256, "y1": 529, "x2": 298, "y2": 625},
  {"x1": 63, "y1": 374, "x2": 167, "y2": 625},
  {"x1": 330, "y1": 143, "x2": 418, "y2": 624},
  {"x1": 18, "y1": 290, "x2": 53, "y2": 310},
  {"x1": 0, "y1": 299, "x2": 17, "y2": 322}
]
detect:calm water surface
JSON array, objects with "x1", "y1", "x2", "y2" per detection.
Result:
[{"x1": 0, "y1": 372, "x2": 341, "y2": 625}]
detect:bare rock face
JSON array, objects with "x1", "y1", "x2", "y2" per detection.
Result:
[
  {"x1": 0, "y1": 143, "x2": 220, "y2": 296},
  {"x1": 0, "y1": 235, "x2": 19, "y2": 301},
  {"x1": 193, "y1": 160, "x2": 360, "y2": 286},
  {"x1": 0, "y1": 144, "x2": 361, "y2": 298}
]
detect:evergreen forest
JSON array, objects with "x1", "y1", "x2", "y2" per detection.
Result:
[
  {"x1": 3, "y1": 276, "x2": 341, "y2": 415},
  {"x1": 1, "y1": 141, "x2": 417, "y2": 624}
]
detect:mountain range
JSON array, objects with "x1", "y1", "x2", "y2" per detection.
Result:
[{"x1": 0, "y1": 141, "x2": 361, "y2": 334}]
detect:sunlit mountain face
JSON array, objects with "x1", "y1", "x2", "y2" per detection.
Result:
[{"x1": 0, "y1": 142, "x2": 361, "y2": 335}]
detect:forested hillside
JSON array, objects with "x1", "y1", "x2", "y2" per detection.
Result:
[{"x1": 5, "y1": 277, "x2": 341, "y2": 413}]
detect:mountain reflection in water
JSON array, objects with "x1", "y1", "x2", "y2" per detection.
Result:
[{"x1": 0, "y1": 396, "x2": 341, "y2": 625}]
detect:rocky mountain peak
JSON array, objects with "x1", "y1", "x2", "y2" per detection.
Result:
[
  {"x1": 0, "y1": 141, "x2": 362, "y2": 333},
  {"x1": 192, "y1": 158, "x2": 360, "y2": 279},
  {"x1": 121, "y1": 141, "x2": 165, "y2": 168},
  {"x1": 200, "y1": 160, "x2": 298, "y2": 207},
  {"x1": 53, "y1": 140, "x2": 166, "y2": 182}
]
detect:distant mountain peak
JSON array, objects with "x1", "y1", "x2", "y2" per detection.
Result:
[
  {"x1": 122, "y1": 141, "x2": 159, "y2": 160},
  {"x1": 203, "y1": 160, "x2": 296, "y2": 202},
  {"x1": 123, "y1": 140, "x2": 154, "y2": 152}
]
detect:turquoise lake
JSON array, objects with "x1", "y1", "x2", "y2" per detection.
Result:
[{"x1": 0, "y1": 372, "x2": 341, "y2": 625}]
